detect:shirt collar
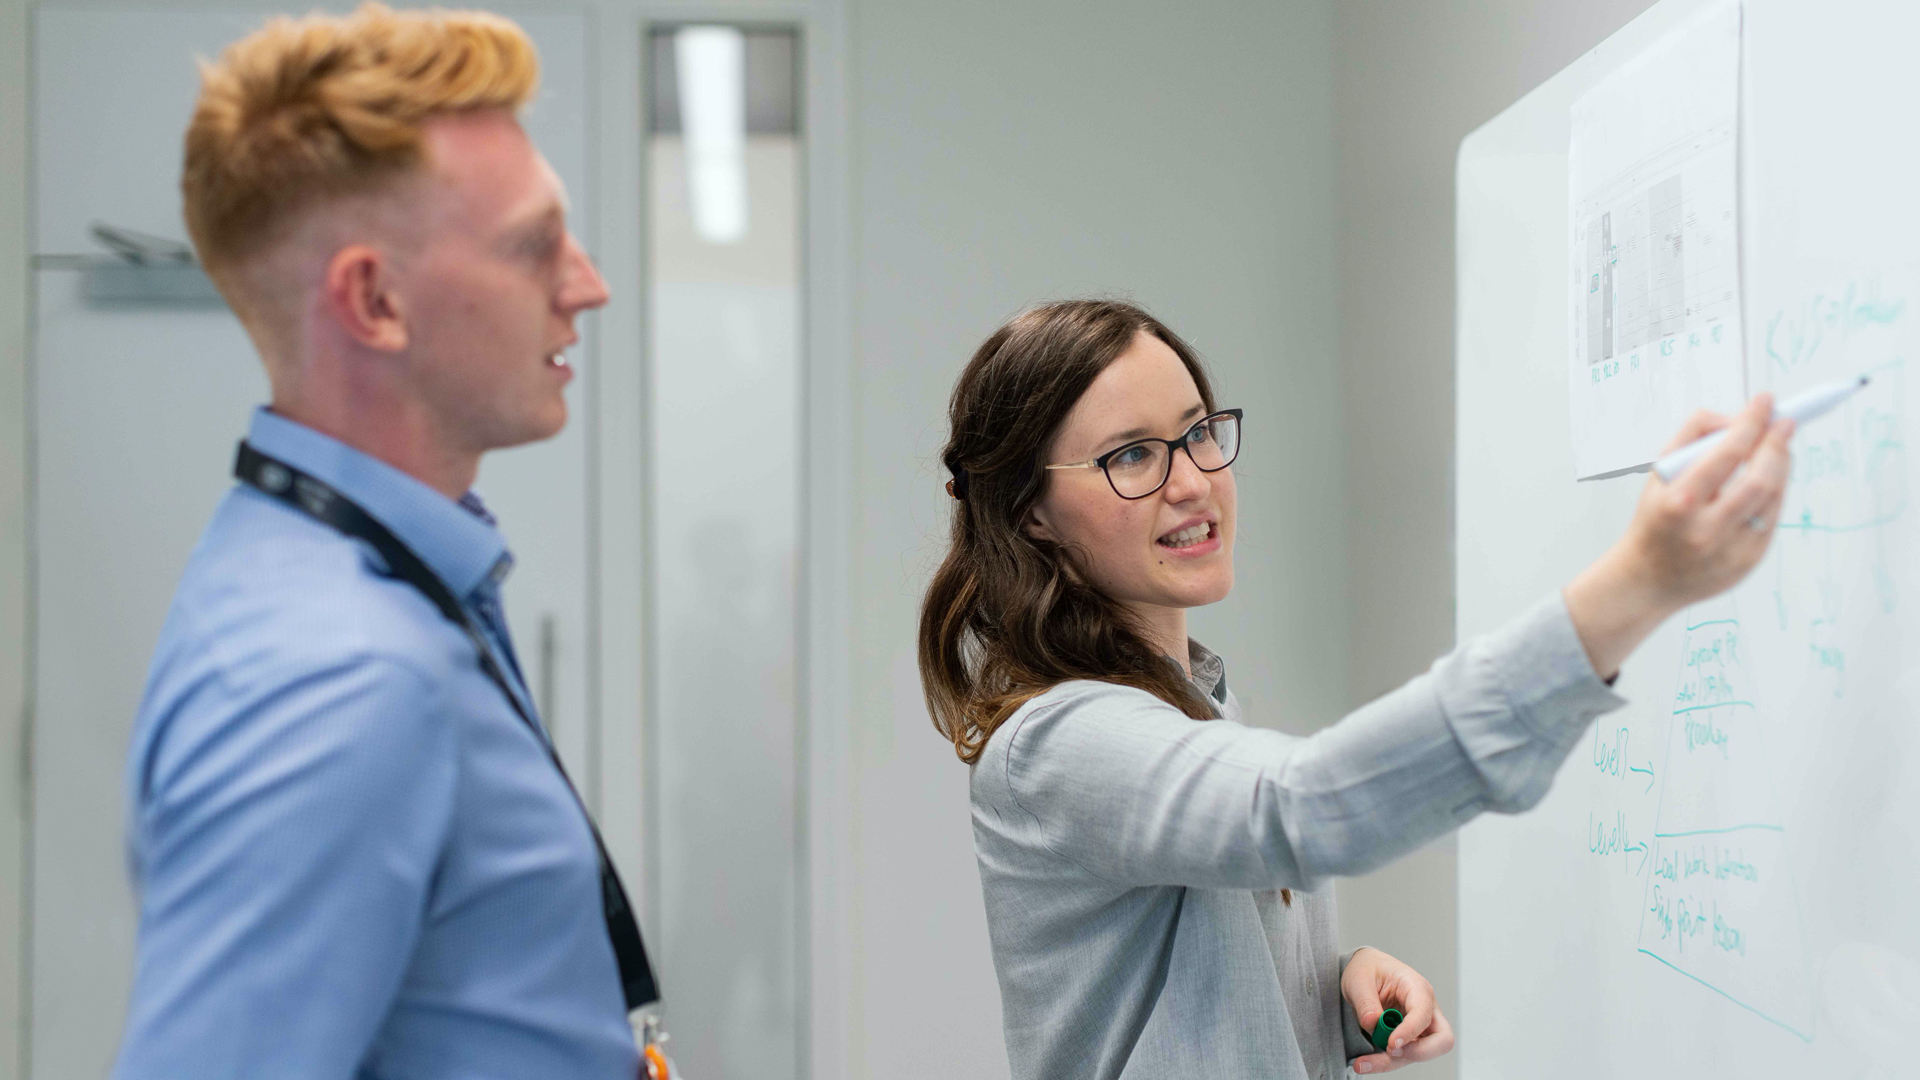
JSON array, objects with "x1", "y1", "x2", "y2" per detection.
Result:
[
  {"x1": 1186, "y1": 640, "x2": 1230, "y2": 707},
  {"x1": 245, "y1": 408, "x2": 512, "y2": 600},
  {"x1": 1163, "y1": 640, "x2": 1230, "y2": 713}
]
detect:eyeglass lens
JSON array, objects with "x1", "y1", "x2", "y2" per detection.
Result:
[{"x1": 1105, "y1": 412, "x2": 1240, "y2": 499}]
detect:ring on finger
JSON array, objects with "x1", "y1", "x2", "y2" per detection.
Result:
[{"x1": 1746, "y1": 514, "x2": 1772, "y2": 532}]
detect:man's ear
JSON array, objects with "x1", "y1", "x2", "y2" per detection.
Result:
[{"x1": 323, "y1": 244, "x2": 409, "y2": 353}]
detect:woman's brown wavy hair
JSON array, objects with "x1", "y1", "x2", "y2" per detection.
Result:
[{"x1": 919, "y1": 299, "x2": 1221, "y2": 764}]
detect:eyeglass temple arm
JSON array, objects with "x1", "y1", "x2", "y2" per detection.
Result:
[{"x1": 1042, "y1": 461, "x2": 1104, "y2": 471}]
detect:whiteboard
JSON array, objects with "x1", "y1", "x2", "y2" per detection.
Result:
[{"x1": 1456, "y1": 1, "x2": 1920, "y2": 1077}]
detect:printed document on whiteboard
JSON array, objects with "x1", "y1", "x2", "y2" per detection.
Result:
[{"x1": 1569, "y1": 0, "x2": 1743, "y2": 480}]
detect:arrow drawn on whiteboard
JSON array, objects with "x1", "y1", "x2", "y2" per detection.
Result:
[
  {"x1": 1626, "y1": 841, "x2": 1649, "y2": 875},
  {"x1": 1630, "y1": 761, "x2": 1655, "y2": 793}
]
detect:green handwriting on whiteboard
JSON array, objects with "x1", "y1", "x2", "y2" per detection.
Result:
[{"x1": 1764, "y1": 281, "x2": 1905, "y2": 373}]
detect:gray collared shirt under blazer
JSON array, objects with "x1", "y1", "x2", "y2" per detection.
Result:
[{"x1": 970, "y1": 594, "x2": 1626, "y2": 1080}]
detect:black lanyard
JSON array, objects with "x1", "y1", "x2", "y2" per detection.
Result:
[{"x1": 234, "y1": 441, "x2": 660, "y2": 1011}]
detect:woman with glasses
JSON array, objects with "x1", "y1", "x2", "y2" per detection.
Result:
[{"x1": 917, "y1": 300, "x2": 1792, "y2": 1080}]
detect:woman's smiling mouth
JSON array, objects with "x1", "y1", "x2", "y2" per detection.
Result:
[{"x1": 1158, "y1": 521, "x2": 1215, "y2": 550}]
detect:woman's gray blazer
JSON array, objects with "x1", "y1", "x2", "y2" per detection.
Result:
[{"x1": 969, "y1": 593, "x2": 1625, "y2": 1080}]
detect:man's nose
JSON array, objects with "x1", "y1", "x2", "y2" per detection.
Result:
[{"x1": 559, "y1": 233, "x2": 610, "y2": 312}]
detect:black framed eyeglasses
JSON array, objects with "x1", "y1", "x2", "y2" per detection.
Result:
[{"x1": 1044, "y1": 408, "x2": 1243, "y2": 500}]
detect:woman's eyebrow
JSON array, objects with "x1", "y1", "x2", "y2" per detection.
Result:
[{"x1": 1102, "y1": 403, "x2": 1205, "y2": 445}]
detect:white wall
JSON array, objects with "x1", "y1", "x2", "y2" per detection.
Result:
[
  {"x1": 842, "y1": 0, "x2": 1344, "y2": 1075},
  {"x1": 1331, "y1": 4, "x2": 1657, "y2": 1077},
  {"x1": 0, "y1": 0, "x2": 28, "y2": 1075}
]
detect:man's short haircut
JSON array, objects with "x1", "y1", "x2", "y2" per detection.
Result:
[{"x1": 181, "y1": 3, "x2": 539, "y2": 282}]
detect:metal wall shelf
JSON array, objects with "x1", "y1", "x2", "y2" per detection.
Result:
[{"x1": 33, "y1": 223, "x2": 226, "y2": 308}]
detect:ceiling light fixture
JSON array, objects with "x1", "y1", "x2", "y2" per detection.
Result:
[{"x1": 675, "y1": 25, "x2": 748, "y2": 244}]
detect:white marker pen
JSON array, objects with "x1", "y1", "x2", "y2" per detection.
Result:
[{"x1": 1653, "y1": 376, "x2": 1871, "y2": 482}]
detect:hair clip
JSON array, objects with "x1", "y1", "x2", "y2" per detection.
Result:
[{"x1": 947, "y1": 468, "x2": 969, "y2": 500}]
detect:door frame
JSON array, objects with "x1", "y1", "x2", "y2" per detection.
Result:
[{"x1": 598, "y1": 3, "x2": 851, "y2": 1076}]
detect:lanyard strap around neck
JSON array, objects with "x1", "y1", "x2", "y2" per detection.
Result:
[{"x1": 233, "y1": 441, "x2": 660, "y2": 1011}]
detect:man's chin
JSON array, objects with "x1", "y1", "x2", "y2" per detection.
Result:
[
  {"x1": 486, "y1": 404, "x2": 569, "y2": 450},
  {"x1": 534, "y1": 402, "x2": 568, "y2": 441}
]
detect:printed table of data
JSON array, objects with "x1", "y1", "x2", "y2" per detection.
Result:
[{"x1": 1567, "y1": 1, "x2": 1744, "y2": 479}]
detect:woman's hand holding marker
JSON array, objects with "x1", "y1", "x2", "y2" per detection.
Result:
[
  {"x1": 1341, "y1": 946, "x2": 1455, "y2": 1074},
  {"x1": 1564, "y1": 394, "x2": 1796, "y2": 681}
]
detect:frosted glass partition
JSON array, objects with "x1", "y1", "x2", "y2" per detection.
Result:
[{"x1": 646, "y1": 26, "x2": 801, "y2": 1078}]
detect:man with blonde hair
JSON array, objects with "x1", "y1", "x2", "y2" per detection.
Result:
[{"x1": 116, "y1": 6, "x2": 655, "y2": 1076}]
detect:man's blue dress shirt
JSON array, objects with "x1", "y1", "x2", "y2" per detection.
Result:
[{"x1": 114, "y1": 409, "x2": 639, "y2": 1079}]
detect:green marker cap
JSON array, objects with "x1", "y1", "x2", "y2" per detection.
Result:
[{"x1": 1369, "y1": 1008, "x2": 1404, "y2": 1052}]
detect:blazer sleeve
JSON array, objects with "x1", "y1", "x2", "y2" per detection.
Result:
[{"x1": 996, "y1": 592, "x2": 1626, "y2": 890}]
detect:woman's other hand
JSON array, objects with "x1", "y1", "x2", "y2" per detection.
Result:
[
  {"x1": 1565, "y1": 395, "x2": 1795, "y2": 680},
  {"x1": 1341, "y1": 946, "x2": 1455, "y2": 1074}
]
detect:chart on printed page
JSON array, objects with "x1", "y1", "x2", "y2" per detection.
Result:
[{"x1": 1569, "y1": 0, "x2": 1744, "y2": 480}]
